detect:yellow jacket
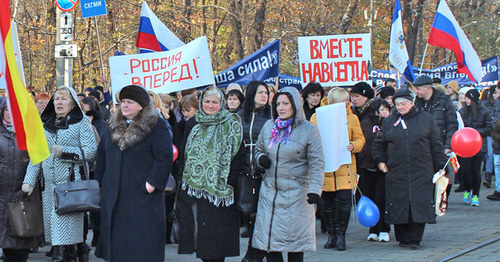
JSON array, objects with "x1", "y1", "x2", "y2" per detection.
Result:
[{"x1": 310, "y1": 103, "x2": 365, "y2": 192}]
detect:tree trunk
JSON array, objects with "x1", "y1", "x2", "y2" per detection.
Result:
[
  {"x1": 247, "y1": 0, "x2": 267, "y2": 54},
  {"x1": 403, "y1": 0, "x2": 425, "y2": 64},
  {"x1": 338, "y1": 0, "x2": 359, "y2": 34}
]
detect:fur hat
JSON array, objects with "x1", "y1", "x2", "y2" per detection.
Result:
[
  {"x1": 465, "y1": 88, "x2": 480, "y2": 102},
  {"x1": 379, "y1": 87, "x2": 396, "y2": 99},
  {"x1": 351, "y1": 82, "x2": 374, "y2": 99},
  {"x1": 119, "y1": 85, "x2": 150, "y2": 107},
  {"x1": 393, "y1": 88, "x2": 415, "y2": 103}
]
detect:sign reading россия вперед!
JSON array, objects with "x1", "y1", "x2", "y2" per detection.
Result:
[
  {"x1": 298, "y1": 33, "x2": 371, "y2": 87},
  {"x1": 109, "y1": 36, "x2": 215, "y2": 102},
  {"x1": 80, "y1": 0, "x2": 107, "y2": 18}
]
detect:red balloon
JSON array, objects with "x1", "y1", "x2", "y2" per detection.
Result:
[
  {"x1": 173, "y1": 145, "x2": 179, "y2": 161},
  {"x1": 451, "y1": 128, "x2": 482, "y2": 157}
]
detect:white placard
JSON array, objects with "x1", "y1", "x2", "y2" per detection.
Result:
[
  {"x1": 315, "y1": 103, "x2": 352, "y2": 172},
  {"x1": 298, "y1": 33, "x2": 371, "y2": 87},
  {"x1": 109, "y1": 36, "x2": 215, "y2": 102}
]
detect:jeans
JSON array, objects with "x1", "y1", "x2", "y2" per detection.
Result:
[
  {"x1": 485, "y1": 136, "x2": 494, "y2": 173},
  {"x1": 494, "y1": 155, "x2": 500, "y2": 192}
]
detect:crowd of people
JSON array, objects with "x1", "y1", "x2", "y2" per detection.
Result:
[{"x1": 0, "y1": 75, "x2": 499, "y2": 262}]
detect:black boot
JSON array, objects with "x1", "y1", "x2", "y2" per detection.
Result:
[
  {"x1": 64, "y1": 245, "x2": 77, "y2": 262},
  {"x1": 91, "y1": 230, "x2": 99, "y2": 247},
  {"x1": 323, "y1": 202, "x2": 336, "y2": 249},
  {"x1": 76, "y1": 243, "x2": 90, "y2": 262},
  {"x1": 334, "y1": 200, "x2": 351, "y2": 251},
  {"x1": 483, "y1": 173, "x2": 492, "y2": 188},
  {"x1": 52, "y1": 246, "x2": 64, "y2": 262}
]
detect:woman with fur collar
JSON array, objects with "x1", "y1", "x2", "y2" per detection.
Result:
[
  {"x1": 22, "y1": 86, "x2": 97, "y2": 261},
  {"x1": 95, "y1": 85, "x2": 173, "y2": 262},
  {"x1": 177, "y1": 85, "x2": 244, "y2": 261}
]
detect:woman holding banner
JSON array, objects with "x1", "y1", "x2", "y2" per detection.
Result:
[
  {"x1": 310, "y1": 87, "x2": 365, "y2": 251},
  {"x1": 252, "y1": 87, "x2": 324, "y2": 262},
  {"x1": 372, "y1": 89, "x2": 447, "y2": 249}
]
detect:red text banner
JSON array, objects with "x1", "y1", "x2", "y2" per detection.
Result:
[{"x1": 298, "y1": 33, "x2": 371, "y2": 87}]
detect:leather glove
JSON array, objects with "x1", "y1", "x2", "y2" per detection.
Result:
[
  {"x1": 306, "y1": 193, "x2": 324, "y2": 216},
  {"x1": 52, "y1": 145, "x2": 63, "y2": 158},
  {"x1": 306, "y1": 193, "x2": 321, "y2": 204},
  {"x1": 22, "y1": 184, "x2": 34, "y2": 196},
  {"x1": 258, "y1": 155, "x2": 271, "y2": 169}
]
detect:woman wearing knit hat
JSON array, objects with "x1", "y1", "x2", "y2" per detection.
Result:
[
  {"x1": 458, "y1": 89, "x2": 493, "y2": 207},
  {"x1": 95, "y1": 85, "x2": 174, "y2": 262},
  {"x1": 373, "y1": 89, "x2": 448, "y2": 249}
]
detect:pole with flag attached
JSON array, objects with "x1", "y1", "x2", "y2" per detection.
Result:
[
  {"x1": 0, "y1": 0, "x2": 49, "y2": 164},
  {"x1": 389, "y1": 0, "x2": 415, "y2": 83},
  {"x1": 426, "y1": 0, "x2": 483, "y2": 83}
]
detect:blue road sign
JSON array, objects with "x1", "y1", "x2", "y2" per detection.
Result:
[{"x1": 80, "y1": 0, "x2": 107, "y2": 18}]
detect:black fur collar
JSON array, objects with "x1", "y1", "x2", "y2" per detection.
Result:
[{"x1": 109, "y1": 104, "x2": 159, "y2": 151}]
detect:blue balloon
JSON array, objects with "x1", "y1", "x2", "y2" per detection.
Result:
[{"x1": 357, "y1": 196, "x2": 380, "y2": 227}]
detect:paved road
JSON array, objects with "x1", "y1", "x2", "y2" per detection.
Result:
[{"x1": 21, "y1": 183, "x2": 500, "y2": 261}]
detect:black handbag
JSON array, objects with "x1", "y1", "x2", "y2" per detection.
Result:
[
  {"x1": 7, "y1": 193, "x2": 44, "y2": 238},
  {"x1": 54, "y1": 149, "x2": 101, "y2": 215},
  {"x1": 164, "y1": 174, "x2": 176, "y2": 194},
  {"x1": 236, "y1": 171, "x2": 261, "y2": 214},
  {"x1": 169, "y1": 183, "x2": 180, "y2": 243}
]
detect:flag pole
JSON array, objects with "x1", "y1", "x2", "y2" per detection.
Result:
[
  {"x1": 94, "y1": 16, "x2": 105, "y2": 78},
  {"x1": 419, "y1": 43, "x2": 429, "y2": 74}
]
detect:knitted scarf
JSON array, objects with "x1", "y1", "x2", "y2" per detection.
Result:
[
  {"x1": 268, "y1": 118, "x2": 293, "y2": 149},
  {"x1": 182, "y1": 108, "x2": 242, "y2": 207}
]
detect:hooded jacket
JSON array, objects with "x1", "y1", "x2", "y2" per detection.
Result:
[
  {"x1": 23, "y1": 86, "x2": 97, "y2": 246},
  {"x1": 0, "y1": 100, "x2": 38, "y2": 249},
  {"x1": 252, "y1": 86, "x2": 325, "y2": 252}
]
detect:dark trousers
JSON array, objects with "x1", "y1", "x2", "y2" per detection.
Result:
[
  {"x1": 266, "y1": 252, "x2": 303, "y2": 262},
  {"x1": 322, "y1": 190, "x2": 351, "y2": 204},
  {"x1": 165, "y1": 192, "x2": 175, "y2": 243},
  {"x1": 460, "y1": 155, "x2": 483, "y2": 196},
  {"x1": 394, "y1": 206, "x2": 425, "y2": 244},
  {"x1": 357, "y1": 168, "x2": 390, "y2": 234},
  {"x1": 2, "y1": 248, "x2": 29, "y2": 262}
]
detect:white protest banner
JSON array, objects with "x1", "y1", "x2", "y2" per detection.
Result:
[
  {"x1": 315, "y1": 103, "x2": 351, "y2": 172},
  {"x1": 109, "y1": 36, "x2": 214, "y2": 100},
  {"x1": 298, "y1": 33, "x2": 371, "y2": 87}
]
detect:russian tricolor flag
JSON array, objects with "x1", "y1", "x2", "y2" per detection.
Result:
[
  {"x1": 428, "y1": 0, "x2": 482, "y2": 83},
  {"x1": 135, "y1": 1, "x2": 184, "y2": 53}
]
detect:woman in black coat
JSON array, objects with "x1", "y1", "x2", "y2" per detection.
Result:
[
  {"x1": 237, "y1": 81, "x2": 271, "y2": 262},
  {"x1": 95, "y1": 85, "x2": 173, "y2": 262},
  {"x1": 0, "y1": 100, "x2": 38, "y2": 262},
  {"x1": 459, "y1": 89, "x2": 492, "y2": 206},
  {"x1": 373, "y1": 89, "x2": 447, "y2": 249}
]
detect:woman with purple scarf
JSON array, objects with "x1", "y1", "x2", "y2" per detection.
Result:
[{"x1": 252, "y1": 87, "x2": 325, "y2": 262}]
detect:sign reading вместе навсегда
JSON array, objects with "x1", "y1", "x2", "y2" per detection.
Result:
[
  {"x1": 80, "y1": 0, "x2": 107, "y2": 18},
  {"x1": 298, "y1": 33, "x2": 371, "y2": 87}
]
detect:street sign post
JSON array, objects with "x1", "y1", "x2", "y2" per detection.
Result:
[{"x1": 80, "y1": 0, "x2": 107, "y2": 18}]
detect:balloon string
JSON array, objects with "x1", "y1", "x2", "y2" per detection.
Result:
[{"x1": 356, "y1": 185, "x2": 363, "y2": 196}]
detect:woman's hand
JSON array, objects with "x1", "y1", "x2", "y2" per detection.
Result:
[
  {"x1": 378, "y1": 162, "x2": 388, "y2": 173},
  {"x1": 146, "y1": 182, "x2": 155, "y2": 193},
  {"x1": 347, "y1": 143, "x2": 354, "y2": 152},
  {"x1": 22, "y1": 184, "x2": 33, "y2": 196}
]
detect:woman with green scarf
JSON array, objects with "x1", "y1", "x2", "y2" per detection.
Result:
[{"x1": 177, "y1": 86, "x2": 244, "y2": 262}]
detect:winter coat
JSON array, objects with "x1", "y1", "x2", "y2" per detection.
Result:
[
  {"x1": 491, "y1": 118, "x2": 500, "y2": 154},
  {"x1": 303, "y1": 103, "x2": 320, "y2": 121},
  {"x1": 372, "y1": 106, "x2": 447, "y2": 224},
  {"x1": 357, "y1": 109, "x2": 382, "y2": 170},
  {"x1": 237, "y1": 106, "x2": 271, "y2": 175},
  {"x1": 95, "y1": 103, "x2": 173, "y2": 262},
  {"x1": 0, "y1": 123, "x2": 38, "y2": 249},
  {"x1": 24, "y1": 87, "x2": 97, "y2": 245},
  {"x1": 252, "y1": 86, "x2": 325, "y2": 252},
  {"x1": 459, "y1": 105, "x2": 492, "y2": 156},
  {"x1": 310, "y1": 104, "x2": 365, "y2": 191},
  {"x1": 415, "y1": 90, "x2": 458, "y2": 150}
]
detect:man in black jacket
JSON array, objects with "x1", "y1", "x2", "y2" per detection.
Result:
[{"x1": 413, "y1": 75, "x2": 459, "y2": 193}]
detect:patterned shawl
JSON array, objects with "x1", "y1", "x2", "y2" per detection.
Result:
[{"x1": 182, "y1": 107, "x2": 242, "y2": 207}]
